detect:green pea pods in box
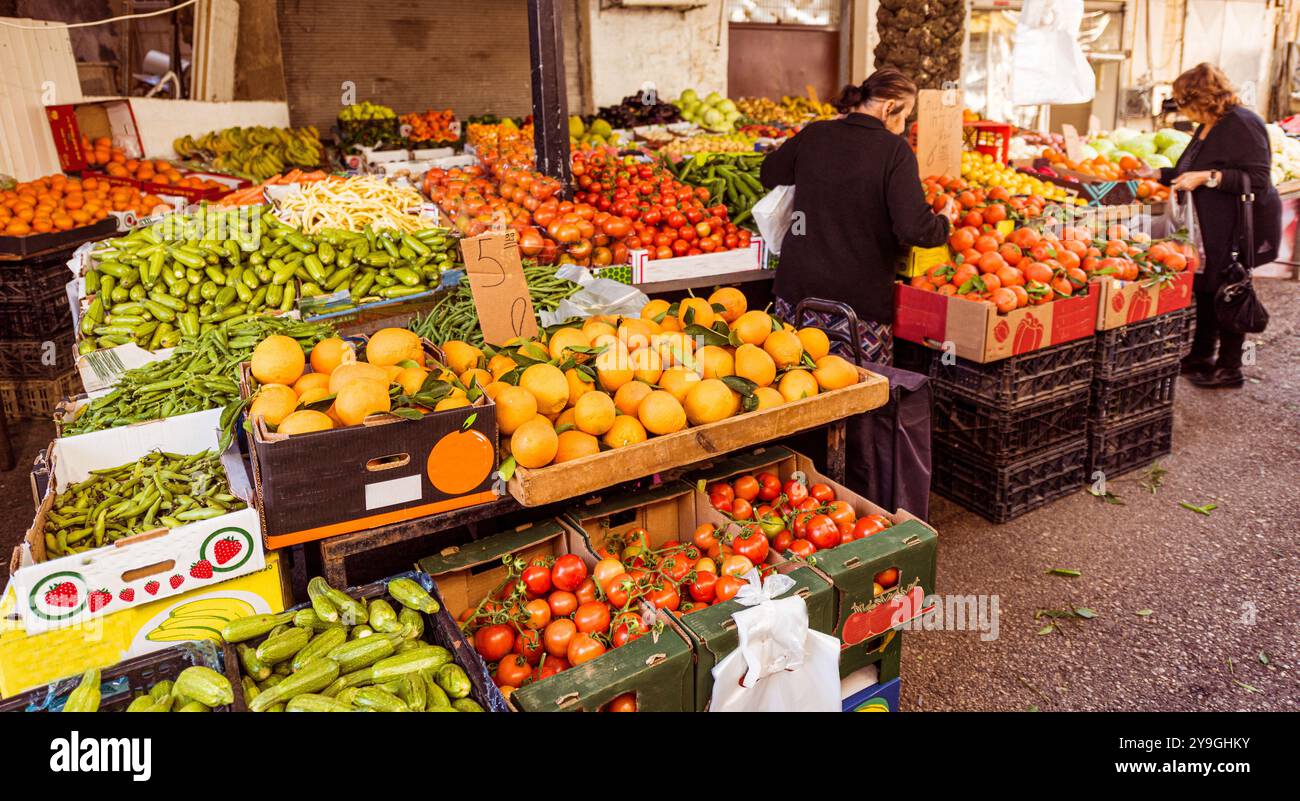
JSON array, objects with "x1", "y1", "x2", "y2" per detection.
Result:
[
  {"x1": 687, "y1": 446, "x2": 937, "y2": 677},
  {"x1": 419, "y1": 519, "x2": 694, "y2": 712},
  {"x1": 9, "y1": 407, "x2": 265, "y2": 633}
]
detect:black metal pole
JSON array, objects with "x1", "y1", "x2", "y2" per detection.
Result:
[{"x1": 527, "y1": 0, "x2": 572, "y2": 189}]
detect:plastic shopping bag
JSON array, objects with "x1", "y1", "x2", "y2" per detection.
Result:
[
  {"x1": 752, "y1": 185, "x2": 795, "y2": 256},
  {"x1": 538, "y1": 263, "x2": 650, "y2": 326},
  {"x1": 1012, "y1": 0, "x2": 1095, "y2": 106},
  {"x1": 709, "y1": 570, "x2": 841, "y2": 712}
]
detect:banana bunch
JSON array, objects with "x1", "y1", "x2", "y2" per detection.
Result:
[
  {"x1": 173, "y1": 126, "x2": 324, "y2": 182},
  {"x1": 339, "y1": 101, "x2": 396, "y2": 122},
  {"x1": 145, "y1": 597, "x2": 258, "y2": 643},
  {"x1": 781, "y1": 94, "x2": 836, "y2": 120},
  {"x1": 737, "y1": 97, "x2": 804, "y2": 126}
]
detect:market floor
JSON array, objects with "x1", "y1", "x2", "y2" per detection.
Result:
[{"x1": 1, "y1": 282, "x2": 1296, "y2": 712}]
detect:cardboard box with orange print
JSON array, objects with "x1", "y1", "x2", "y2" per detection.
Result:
[
  {"x1": 0, "y1": 553, "x2": 285, "y2": 699},
  {"x1": 242, "y1": 339, "x2": 499, "y2": 548},
  {"x1": 1091, "y1": 272, "x2": 1194, "y2": 330},
  {"x1": 894, "y1": 282, "x2": 1099, "y2": 363}
]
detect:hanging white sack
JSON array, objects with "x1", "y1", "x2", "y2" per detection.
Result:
[
  {"x1": 1011, "y1": 0, "x2": 1096, "y2": 106},
  {"x1": 709, "y1": 569, "x2": 842, "y2": 712},
  {"x1": 751, "y1": 185, "x2": 795, "y2": 256}
]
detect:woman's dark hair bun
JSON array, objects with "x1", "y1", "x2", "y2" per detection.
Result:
[{"x1": 835, "y1": 68, "x2": 919, "y2": 114}]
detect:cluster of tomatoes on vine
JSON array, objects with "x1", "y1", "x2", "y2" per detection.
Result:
[{"x1": 706, "y1": 471, "x2": 894, "y2": 557}]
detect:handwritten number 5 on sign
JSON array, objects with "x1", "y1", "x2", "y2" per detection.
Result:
[{"x1": 460, "y1": 231, "x2": 540, "y2": 346}]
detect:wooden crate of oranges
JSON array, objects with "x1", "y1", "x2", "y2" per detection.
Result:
[{"x1": 429, "y1": 286, "x2": 891, "y2": 507}]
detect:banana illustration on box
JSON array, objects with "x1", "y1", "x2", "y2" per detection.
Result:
[{"x1": 144, "y1": 596, "x2": 258, "y2": 643}]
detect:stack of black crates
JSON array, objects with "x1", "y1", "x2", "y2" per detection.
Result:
[
  {"x1": 897, "y1": 338, "x2": 1094, "y2": 523},
  {"x1": 1087, "y1": 308, "x2": 1193, "y2": 479},
  {"x1": 0, "y1": 245, "x2": 83, "y2": 420}
]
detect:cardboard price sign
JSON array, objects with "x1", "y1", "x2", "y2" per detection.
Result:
[
  {"x1": 1062, "y1": 124, "x2": 1085, "y2": 163},
  {"x1": 460, "y1": 231, "x2": 539, "y2": 346},
  {"x1": 915, "y1": 89, "x2": 963, "y2": 179}
]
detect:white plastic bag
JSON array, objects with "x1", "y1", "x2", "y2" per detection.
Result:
[
  {"x1": 752, "y1": 185, "x2": 795, "y2": 256},
  {"x1": 1011, "y1": 0, "x2": 1095, "y2": 106},
  {"x1": 539, "y1": 263, "x2": 650, "y2": 326},
  {"x1": 709, "y1": 569, "x2": 841, "y2": 712}
]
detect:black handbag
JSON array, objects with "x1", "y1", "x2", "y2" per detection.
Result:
[{"x1": 1214, "y1": 174, "x2": 1270, "y2": 334}]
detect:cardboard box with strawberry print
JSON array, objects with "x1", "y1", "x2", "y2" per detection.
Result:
[
  {"x1": 1091, "y1": 272, "x2": 1193, "y2": 330},
  {"x1": 9, "y1": 408, "x2": 265, "y2": 633}
]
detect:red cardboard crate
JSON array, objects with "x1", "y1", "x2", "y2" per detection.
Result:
[
  {"x1": 87, "y1": 171, "x2": 247, "y2": 203},
  {"x1": 1091, "y1": 272, "x2": 1193, "y2": 330},
  {"x1": 894, "y1": 282, "x2": 1099, "y2": 363},
  {"x1": 45, "y1": 100, "x2": 143, "y2": 173}
]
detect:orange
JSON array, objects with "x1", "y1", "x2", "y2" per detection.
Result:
[
  {"x1": 637, "y1": 390, "x2": 687, "y2": 436},
  {"x1": 796, "y1": 327, "x2": 831, "y2": 361},
  {"x1": 732, "y1": 310, "x2": 773, "y2": 346},
  {"x1": 519, "y1": 363, "x2": 568, "y2": 416},
  {"x1": 613, "y1": 380, "x2": 654, "y2": 417},
  {"x1": 629, "y1": 346, "x2": 663, "y2": 385},
  {"x1": 677, "y1": 297, "x2": 715, "y2": 329},
  {"x1": 459, "y1": 368, "x2": 493, "y2": 392},
  {"x1": 778, "y1": 369, "x2": 819, "y2": 402},
  {"x1": 395, "y1": 366, "x2": 431, "y2": 395},
  {"x1": 441, "y1": 340, "x2": 484, "y2": 375},
  {"x1": 276, "y1": 410, "x2": 333, "y2": 435},
  {"x1": 753, "y1": 386, "x2": 785, "y2": 410},
  {"x1": 434, "y1": 396, "x2": 471, "y2": 411},
  {"x1": 367, "y1": 328, "x2": 424, "y2": 367},
  {"x1": 734, "y1": 344, "x2": 776, "y2": 387},
  {"x1": 640, "y1": 299, "x2": 672, "y2": 323},
  {"x1": 594, "y1": 345, "x2": 634, "y2": 392},
  {"x1": 555, "y1": 407, "x2": 577, "y2": 431},
  {"x1": 554, "y1": 430, "x2": 600, "y2": 463},
  {"x1": 495, "y1": 386, "x2": 539, "y2": 435},
  {"x1": 564, "y1": 367, "x2": 595, "y2": 406},
  {"x1": 582, "y1": 318, "x2": 618, "y2": 342},
  {"x1": 547, "y1": 327, "x2": 591, "y2": 363},
  {"x1": 708, "y1": 287, "x2": 747, "y2": 323},
  {"x1": 651, "y1": 331, "x2": 695, "y2": 368},
  {"x1": 249, "y1": 384, "x2": 299, "y2": 426},
  {"x1": 488, "y1": 353, "x2": 518, "y2": 380},
  {"x1": 617, "y1": 318, "x2": 657, "y2": 351},
  {"x1": 510, "y1": 417, "x2": 559, "y2": 469},
  {"x1": 333, "y1": 378, "x2": 391, "y2": 426},
  {"x1": 694, "y1": 345, "x2": 734, "y2": 380},
  {"x1": 309, "y1": 337, "x2": 355, "y2": 375},
  {"x1": 251, "y1": 335, "x2": 306, "y2": 386},
  {"x1": 763, "y1": 330, "x2": 804, "y2": 369},
  {"x1": 602, "y1": 415, "x2": 648, "y2": 449},
  {"x1": 658, "y1": 368, "x2": 701, "y2": 404},
  {"x1": 482, "y1": 381, "x2": 511, "y2": 402},
  {"x1": 328, "y1": 361, "x2": 390, "y2": 394},
  {"x1": 683, "y1": 379, "x2": 739, "y2": 426},
  {"x1": 812, "y1": 354, "x2": 858, "y2": 390},
  {"x1": 574, "y1": 391, "x2": 617, "y2": 436},
  {"x1": 297, "y1": 387, "x2": 330, "y2": 405}
]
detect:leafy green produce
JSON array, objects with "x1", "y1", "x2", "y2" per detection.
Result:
[{"x1": 409, "y1": 262, "x2": 579, "y2": 346}]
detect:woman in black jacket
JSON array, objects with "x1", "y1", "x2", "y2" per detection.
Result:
[
  {"x1": 760, "y1": 69, "x2": 955, "y2": 365},
  {"x1": 1137, "y1": 63, "x2": 1280, "y2": 388}
]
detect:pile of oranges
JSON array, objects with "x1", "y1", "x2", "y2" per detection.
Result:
[
  {"x1": 0, "y1": 173, "x2": 167, "y2": 237},
  {"x1": 82, "y1": 136, "x2": 228, "y2": 192},
  {"x1": 435, "y1": 286, "x2": 862, "y2": 472},
  {"x1": 1039, "y1": 147, "x2": 1169, "y2": 203},
  {"x1": 922, "y1": 175, "x2": 1053, "y2": 223}
]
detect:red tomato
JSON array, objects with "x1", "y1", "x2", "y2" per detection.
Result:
[
  {"x1": 709, "y1": 492, "x2": 733, "y2": 514},
  {"x1": 575, "y1": 577, "x2": 599, "y2": 605},
  {"x1": 543, "y1": 618, "x2": 577, "y2": 657},
  {"x1": 604, "y1": 573, "x2": 635, "y2": 608},
  {"x1": 853, "y1": 517, "x2": 884, "y2": 538},
  {"x1": 645, "y1": 582, "x2": 680, "y2": 612},
  {"x1": 550, "y1": 554, "x2": 588, "y2": 592},
  {"x1": 805, "y1": 514, "x2": 841, "y2": 550},
  {"x1": 733, "y1": 475, "x2": 760, "y2": 501},
  {"x1": 604, "y1": 692, "x2": 637, "y2": 712},
  {"x1": 521, "y1": 564, "x2": 552, "y2": 596},
  {"x1": 567, "y1": 633, "x2": 606, "y2": 666},
  {"x1": 593, "y1": 557, "x2": 624, "y2": 590},
  {"x1": 714, "y1": 574, "x2": 744, "y2": 602},
  {"x1": 721, "y1": 554, "x2": 754, "y2": 577},
  {"x1": 513, "y1": 627, "x2": 544, "y2": 665},
  {"x1": 731, "y1": 497, "x2": 753, "y2": 520},
  {"x1": 573, "y1": 601, "x2": 612, "y2": 634},
  {"x1": 689, "y1": 571, "x2": 718, "y2": 602},
  {"x1": 706, "y1": 481, "x2": 734, "y2": 502},
  {"x1": 474, "y1": 624, "x2": 515, "y2": 662},
  {"x1": 537, "y1": 654, "x2": 569, "y2": 680},
  {"x1": 732, "y1": 527, "x2": 770, "y2": 565},
  {"x1": 495, "y1": 654, "x2": 533, "y2": 687},
  {"x1": 875, "y1": 567, "x2": 900, "y2": 588},
  {"x1": 547, "y1": 590, "x2": 578, "y2": 617},
  {"x1": 809, "y1": 483, "x2": 835, "y2": 503},
  {"x1": 692, "y1": 522, "x2": 719, "y2": 550},
  {"x1": 826, "y1": 500, "x2": 856, "y2": 528},
  {"x1": 773, "y1": 530, "x2": 794, "y2": 554},
  {"x1": 660, "y1": 549, "x2": 695, "y2": 583},
  {"x1": 524, "y1": 598, "x2": 552, "y2": 630},
  {"x1": 784, "y1": 479, "x2": 808, "y2": 504},
  {"x1": 787, "y1": 539, "x2": 816, "y2": 558},
  {"x1": 757, "y1": 472, "x2": 781, "y2": 501}
]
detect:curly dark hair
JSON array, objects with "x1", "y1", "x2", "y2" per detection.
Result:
[
  {"x1": 835, "y1": 68, "x2": 918, "y2": 114},
  {"x1": 1172, "y1": 63, "x2": 1241, "y2": 120}
]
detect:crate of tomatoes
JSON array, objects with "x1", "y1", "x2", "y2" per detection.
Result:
[
  {"x1": 561, "y1": 482, "x2": 836, "y2": 711},
  {"x1": 419, "y1": 519, "x2": 695, "y2": 712},
  {"x1": 689, "y1": 446, "x2": 936, "y2": 677}
]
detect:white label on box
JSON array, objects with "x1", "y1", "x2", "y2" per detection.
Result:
[{"x1": 365, "y1": 474, "x2": 423, "y2": 511}]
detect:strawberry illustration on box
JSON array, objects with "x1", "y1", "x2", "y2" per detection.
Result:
[{"x1": 8, "y1": 408, "x2": 266, "y2": 633}]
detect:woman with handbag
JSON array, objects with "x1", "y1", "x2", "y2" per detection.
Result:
[
  {"x1": 1135, "y1": 63, "x2": 1279, "y2": 388},
  {"x1": 759, "y1": 68, "x2": 956, "y2": 365}
]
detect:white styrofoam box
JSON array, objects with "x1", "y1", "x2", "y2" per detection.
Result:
[
  {"x1": 11, "y1": 408, "x2": 265, "y2": 633},
  {"x1": 625, "y1": 236, "x2": 766, "y2": 285}
]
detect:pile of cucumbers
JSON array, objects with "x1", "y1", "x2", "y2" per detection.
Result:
[
  {"x1": 63, "y1": 665, "x2": 235, "y2": 712},
  {"x1": 222, "y1": 576, "x2": 484, "y2": 712},
  {"x1": 663, "y1": 152, "x2": 766, "y2": 228},
  {"x1": 278, "y1": 217, "x2": 457, "y2": 304}
]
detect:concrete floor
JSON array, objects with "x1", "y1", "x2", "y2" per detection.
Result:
[{"x1": 1, "y1": 281, "x2": 1296, "y2": 711}]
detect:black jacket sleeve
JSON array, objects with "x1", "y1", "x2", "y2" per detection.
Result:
[
  {"x1": 1209, "y1": 112, "x2": 1272, "y2": 196},
  {"x1": 760, "y1": 129, "x2": 801, "y2": 188},
  {"x1": 887, "y1": 142, "x2": 950, "y2": 247}
]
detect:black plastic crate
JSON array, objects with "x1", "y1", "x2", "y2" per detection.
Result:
[
  {"x1": 0, "y1": 641, "x2": 243, "y2": 712},
  {"x1": 892, "y1": 338, "x2": 935, "y2": 375},
  {"x1": 932, "y1": 436, "x2": 1088, "y2": 524},
  {"x1": 0, "y1": 331, "x2": 76, "y2": 380},
  {"x1": 0, "y1": 288, "x2": 75, "y2": 340},
  {"x1": 0, "y1": 367, "x2": 83, "y2": 420},
  {"x1": 1090, "y1": 361, "x2": 1178, "y2": 426},
  {"x1": 0, "y1": 251, "x2": 76, "y2": 304},
  {"x1": 928, "y1": 337, "x2": 1095, "y2": 411},
  {"x1": 1094, "y1": 308, "x2": 1193, "y2": 380},
  {"x1": 932, "y1": 385, "x2": 1089, "y2": 463},
  {"x1": 1088, "y1": 408, "x2": 1174, "y2": 479}
]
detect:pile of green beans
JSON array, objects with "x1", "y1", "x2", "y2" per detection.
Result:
[
  {"x1": 409, "y1": 263, "x2": 580, "y2": 346},
  {"x1": 43, "y1": 451, "x2": 242, "y2": 559},
  {"x1": 64, "y1": 315, "x2": 335, "y2": 436},
  {"x1": 288, "y1": 221, "x2": 458, "y2": 304},
  {"x1": 79, "y1": 207, "x2": 298, "y2": 354}
]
